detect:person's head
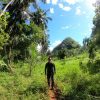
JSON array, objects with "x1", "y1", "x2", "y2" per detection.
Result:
[{"x1": 48, "y1": 57, "x2": 52, "y2": 62}]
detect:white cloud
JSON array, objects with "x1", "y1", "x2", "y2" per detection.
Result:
[
  {"x1": 49, "y1": 40, "x2": 61, "y2": 51},
  {"x1": 75, "y1": 6, "x2": 86, "y2": 16},
  {"x1": 85, "y1": 0, "x2": 96, "y2": 10},
  {"x1": 58, "y1": 3, "x2": 71, "y2": 11},
  {"x1": 51, "y1": 0, "x2": 58, "y2": 5},
  {"x1": 46, "y1": 0, "x2": 58, "y2": 5},
  {"x1": 63, "y1": 6, "x2": 71, "y2": 11},
  {"x1": 62, "y1": 25, "x2": 70, "y2": 29},
  {"x1": 46, "y1": 0, "x2": 50, "y2": 4},
  {"x1": 64, "y1": 0, "x2": 78, "y2": 5},
  {"x1": 75, "y1": 6, "x2": 87, "y2": 16},
  {"x1": 59, "y1": 3, "x2": 63, "y2": 8},
  {"x1": 50, "y1": 8, "x2": 54, "y2": 14},
  {"x1": 76, "y1": 7, "x2": 81, "y2": 15}
]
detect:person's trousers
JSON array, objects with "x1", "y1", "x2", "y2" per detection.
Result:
[{"x1": 47, "y1": 74, "x2": 54, "y2": 88}]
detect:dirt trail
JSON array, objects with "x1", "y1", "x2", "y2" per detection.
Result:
[
  {"x1": 48, "y1": 89, "x2": 56, "y2": 100},
  {"x1": 48, "y1": 84, "x2": 62, "y2": 100}
]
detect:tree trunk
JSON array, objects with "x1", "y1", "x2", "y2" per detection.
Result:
[
  {"x1": 7, "y1": 46, "x2": 13, "y2": 72},
  {"x1": 29, "y1": 56, "x2": 32, "y2": 76}
]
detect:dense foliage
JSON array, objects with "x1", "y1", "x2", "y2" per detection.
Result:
[
  {"x1": 91, "y1": 0, "x2": 100, "y2": 47},
  {"x1": 0, "y1": 0, "x2": 50, "y2": 70},
  {"x1": 0, "y1": 13, "x2": 9, "y2": 51}
]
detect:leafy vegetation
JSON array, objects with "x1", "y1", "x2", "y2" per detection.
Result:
[
  {"x1": 0, "y1": 52, "x2": 100, "y2": 100},
  {"x1": 0, "y1": 12, "x2": 9, "y2": 50},
  {"x1": 0, "y1": 60, "x2": 48, "y2": 100},
  {"x1": 91, "y1": 0, "x2": 100, "y2": 47},
  {"x1": 55, "y1": 52, "x2": 100, "y2": 100},
  {"x1": 0, "y1": 0, "x2": 100, "y2": 100}
]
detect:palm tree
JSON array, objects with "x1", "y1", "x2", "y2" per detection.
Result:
[
  {"x1": 31, "y1": 8, "x2": 52, "y2": 29},
  {"x1": 30, "y1": 8, "x2": 51, "y2": 53}
]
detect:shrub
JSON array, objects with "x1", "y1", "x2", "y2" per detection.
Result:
[
  {"x1": 0, "y1": 60, "x2": 8, "y2": 72},
  {"x1": 87, "y1": 58, "x2": 100, "y2": 74}
]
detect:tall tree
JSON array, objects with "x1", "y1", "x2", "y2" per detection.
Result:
[
  {"x1": 31, "y1": 8, "x2": 51, "y2": 53},
  {"x1": 87, "y1": 0, "x2": 100, "y2": 59},
  {"x1": 0, "y1": 0, "x2": 50, "y2": 70},
  {"x1": 91, "y1": 0, "x2": 100, "y2": 47}
]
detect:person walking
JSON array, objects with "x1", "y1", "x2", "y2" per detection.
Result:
[{"x1": 45, "y1": 57, "x2": 56, "y2": 90}]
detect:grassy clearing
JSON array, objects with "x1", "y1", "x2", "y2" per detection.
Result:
[{"x1": 0, "y1": 52, "x2": 100, "y2": 100}]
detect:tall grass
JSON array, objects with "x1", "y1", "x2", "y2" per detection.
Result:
[
  {"x1": 54, "y1": 53, "x2": 100, "y2": 100},
  {"x1": 0, "y1": 61, "x2": 48, "y2": 100},
  {"x1": 0, "y1": 52, "x2": 100, "y2": 100}
]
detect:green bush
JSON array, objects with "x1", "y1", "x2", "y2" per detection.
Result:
[
  {"x1": 0, "y1": 60, "x2": 8, "y2": 72},
  {"x1": 87, "y1": 58, "x2": 100, "y2": 74}
]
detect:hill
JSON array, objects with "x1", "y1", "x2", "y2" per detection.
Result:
[{"x1": 52, "y1": 37, "x2": 81, "y2": 58}]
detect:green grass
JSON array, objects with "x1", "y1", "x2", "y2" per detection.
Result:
[
  {"x1": 0, "y1": 52, "x2": 100, "y2": 100},
  {"x1": 54, "y1": 53, "x2": 100, "y2": 100},
  {"x1": 0, "y1": 61, "x2": 48, "y2": 100}
]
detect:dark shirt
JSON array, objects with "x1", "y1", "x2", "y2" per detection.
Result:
[{"x1": 45, "y1": 62, "x2": 56, "y2": 75}]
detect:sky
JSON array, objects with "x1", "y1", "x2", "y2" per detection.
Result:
[{"x1": 35, "y1": 0, "x2": 97, "y2": 51}]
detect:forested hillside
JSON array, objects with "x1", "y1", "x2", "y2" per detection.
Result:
[{"x1": 52, "y1": 37, "x2": 81, "y2": 59}]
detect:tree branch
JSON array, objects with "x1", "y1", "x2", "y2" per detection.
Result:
[{"x1": 0, "y1": 0, "x2": 15, "y2": 17}]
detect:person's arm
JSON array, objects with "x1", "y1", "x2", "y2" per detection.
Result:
[{"x1": 45, "y1": 63, "x2": 47, "y2": 75}]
